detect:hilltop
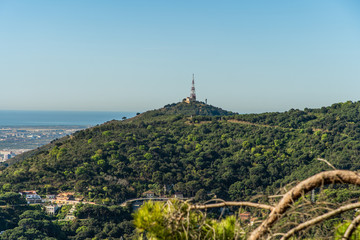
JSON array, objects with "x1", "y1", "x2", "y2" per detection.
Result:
[
  {"x1": 1, "y1": 101, "x2": 360, "y2": 204},
  {"x1": 134, "y1": 101, "x2": 234, "y2": 122},
  {"x1": 156, "y1": 101, "x2": 234, "y2": 116}
]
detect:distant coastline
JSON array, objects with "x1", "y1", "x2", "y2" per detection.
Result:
[{"x1": 0, "y1": 110, "x2": 136, "y2": 127}]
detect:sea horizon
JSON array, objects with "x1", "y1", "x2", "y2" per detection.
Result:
[{"x1": 0, "y1": 110, "x2": 137, "y2": 127}]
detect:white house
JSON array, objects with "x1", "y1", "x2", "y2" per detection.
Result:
[
  {"x1": 19, "y1": 190, "x2": 42, "y2": 204},
  {"x1": 45, "y1": 205, "x2": 59, "y2": 215}
]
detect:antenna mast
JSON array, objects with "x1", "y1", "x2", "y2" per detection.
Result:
[{"x1": 190, "y1": 74, "x2": 196, "y2": 101}]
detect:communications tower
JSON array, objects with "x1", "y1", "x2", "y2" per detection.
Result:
[{"x1": 190, "y1": 74, "x2": 196, "y2": 101}]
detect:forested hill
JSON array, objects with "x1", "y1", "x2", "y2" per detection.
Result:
[{"x1": 1, "y1": 101, "x2": 360, "y2": 204}]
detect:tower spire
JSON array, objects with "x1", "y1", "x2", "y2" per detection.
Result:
[{"x1": 190, "y1": 74, "x2": 196, "y2": 101}]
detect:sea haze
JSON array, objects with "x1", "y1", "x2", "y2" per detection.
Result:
[{"x1": 0, "y1": 110, "x2": 136, "y2": 127}]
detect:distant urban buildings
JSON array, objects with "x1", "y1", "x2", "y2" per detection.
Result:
[
  {"x1": 0, "y1": 151, "x2": 15, "y2": 162},
  {"x1": 0, "y1": 127, "x2": 85, "y2": 161},
  {"x1": 0, "y1": 149, "x2": 31, "y2": 162}
]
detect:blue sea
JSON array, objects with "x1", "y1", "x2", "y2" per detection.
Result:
[{"x1": 0, "y1": 110, "x2": 136, "y2": 127}]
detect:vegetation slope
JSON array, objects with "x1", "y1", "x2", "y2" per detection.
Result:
[{"x1": 1, "y1": 101, "x2": 360, "y2": 205}]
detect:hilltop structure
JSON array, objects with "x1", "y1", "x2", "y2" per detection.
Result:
[{"x1": 184, "y1": 74, "x2": 196, "y2": 103}]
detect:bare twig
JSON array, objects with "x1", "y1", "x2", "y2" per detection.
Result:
[
  {"x1": 190, "y1": 201, "x2": 274, "y2": 211},
  {"x1": 280, "y1": 202, "x2": 360, "y2": 240},
  {"x1": 267, "y1": 195, "x2": 284, "y2": 199},
  {"x1": 269, "y1": 233, "x2": 284, "y2": 239},
  {"x1": 283, "y1": 211, "x2": 312, "y2": 218},
  {"x1": 317, "y1": 158, "x2": 337, "y2": 170},
  {"x1": 249, "y1": 170, "x2": 360, "y2": 240}
]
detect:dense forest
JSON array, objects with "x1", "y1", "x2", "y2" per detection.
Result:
[
  {"x1": 2, "y1": 101, "x2": 360, "y2": 203},
  {"x1": 1, "y1": 100, "x2": 360, "y2": 238}
]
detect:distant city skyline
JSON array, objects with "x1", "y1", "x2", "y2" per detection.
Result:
[{"x1": 1, "y1": 1, "x2": 360, "y2": 113}]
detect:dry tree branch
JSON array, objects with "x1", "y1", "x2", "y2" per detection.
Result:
[
  {"x1": 283, "y1": 211, "x2": 312, "y2": 218},
  {"x1": 342, "y1": 214, "x2": 360, "y2": 240},
  {"x1": 249, "y1": 170, "x2": 360, "y2": 240},
  {"x1": 280, "y1": 202, "x2": 360, "y2": 240},
  {"x1": 284, "y1": 201, "x2": 334, "y2": 215},
  {"x1": 250, "y1": 194, "x2": 268, "y2": 201},
  {"x1": 267, "y1": 195, "x2": 284, "y2": 199},
  {"x1": 317, "y1": 158, "x2": 337, "y2": 170},
  {"x1": 273, "y1": 221, "x2": 300, "y2": 231},
  {"x1": 190, "y1": 201, "x2": 274, "y2": 211},
  {"x1": 305, "y1": 205, "x2": 335, "y2": 214},
  {"x1": 282, "y1": 181, "x2": 298, "y2": 194},
  {"x1": 311, "y1": 201, "x2": 337, "y2": 207},
  {"x1": 268, "y1": 233, "x2": 284, "y2": 239},
  {"x1": 202, "y1": 198, "x2": 226, "y2": 204}
]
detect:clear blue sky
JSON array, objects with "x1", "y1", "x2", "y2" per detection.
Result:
[{"x1": 1, "y1": 0, "x2": 360, "y2": 113}]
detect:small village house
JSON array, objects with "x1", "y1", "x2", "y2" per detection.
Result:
[
  {"x1": 45, "y1": 204, "x2": 59, "y2": 215},
  {"x1": 142, "y1": 190, "x2": 156, "y2": 198},
  {"x1": 19, "y1": 191, "x2": 42, "y2": 204}
]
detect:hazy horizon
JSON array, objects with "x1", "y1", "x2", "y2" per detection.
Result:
[
  {"x1": 0, "y1": 99, "x2": 356, "y2": 115},
  {"x1": 0, "y1": 110, "x2": 136, "y2": 127}
]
